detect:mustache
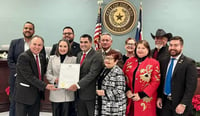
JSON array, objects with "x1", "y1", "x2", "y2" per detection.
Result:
[{"x1": 169, "y1": 49, "x2": 177, "y2": 52}]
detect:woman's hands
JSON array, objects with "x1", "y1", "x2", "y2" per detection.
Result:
[
  {"x1": 126, "y1": 90, "x2": 140, "y2": 101},
  {"x1": 96, "y1": 90, "x2": 105, "y2": 96}
]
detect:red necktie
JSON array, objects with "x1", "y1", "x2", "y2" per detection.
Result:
[
  {"x1": 153, "y1": 50, "x2": 158, "y2": 59},
  {"x1": 36, "y1": 55, "x2": 42, "y2": 80},
  {"x1": 80, "y1": 53, "x2": 86, "y2": 65}
]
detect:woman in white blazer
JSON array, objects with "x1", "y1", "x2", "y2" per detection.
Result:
[{"x1": 46, "y1": 39, "x2": 77, "y2": 116}]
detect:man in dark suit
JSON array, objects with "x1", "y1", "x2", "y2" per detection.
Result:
[
  {"x1": 68, "y1": 34, "x2": 103, "y2": 116},
  {"x1": 98, "y1": 33, "x2": 124, "y2": 68},
  {"x1": 7, "y1": 21, "x2": 45, "y2": 116},
  {"x1": 15, "y1": 35, "x2": 56, "y2": 116},
  {"x1": 151, "y1": 29, "x2": 172, "y2": 61},
  {"x1": 50, "y1": 26, "x2": 81, "y2": 56},
  {"x1": 157, "y1": 36, "x2": 197, "y2": 116}
]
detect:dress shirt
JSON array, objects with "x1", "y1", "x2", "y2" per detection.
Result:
[
  {"x1": 33, "y1": 54, "x2": 41, "y2": 73},
  {"x1": 24, "y1": 40, "x2": 29, "y2": 51}
]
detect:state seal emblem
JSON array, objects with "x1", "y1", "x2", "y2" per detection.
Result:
[{"x1": 103, "y1": 0, "x2": 137, "y2": 35}]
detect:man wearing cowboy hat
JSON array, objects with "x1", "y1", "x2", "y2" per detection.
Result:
[{"x1": 151, "y1": 29, "x2": 172, "y2": 61}]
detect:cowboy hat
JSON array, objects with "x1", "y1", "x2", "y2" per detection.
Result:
[{"x1": 151, "y1": 29, "x2": 172, "y2": 41}]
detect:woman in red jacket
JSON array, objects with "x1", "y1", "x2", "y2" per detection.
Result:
[{"x1": 123, "y1": 40, "x2": 160, "y2": 116}]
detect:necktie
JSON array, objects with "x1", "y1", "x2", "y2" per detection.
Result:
[
  {"x1": 153, "y1": 49, "x2": 158, "y2": 59},
  {"x1": 80, "y1": 53, "x2": 86, "y2": 65},
  {"x1": 36, "y1": 55, "x2": 42, "y2": 80},
  {"x1": 164, "y1": 58, "x2": 175, "y2": 95}
]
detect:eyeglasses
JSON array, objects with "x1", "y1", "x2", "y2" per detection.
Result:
[
  {"x1": 126, "y1": 43, "x2": 135, "y2": 46},
  {"x1": 63, "y1": 32, "x2": 73, "y2": 35}
]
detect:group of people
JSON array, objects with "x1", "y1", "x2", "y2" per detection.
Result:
[{"x1": 7, "y1": 21, "x2": 197, "y2": 116}]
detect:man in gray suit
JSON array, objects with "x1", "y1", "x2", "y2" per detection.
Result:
[
  {"x1": 98, "y1": 33, "x2": 124, "y2": 68},
  {"x1": 15, "y1": 35, "x2": 56, "y2": 116},
  {"x1": 68, "y1": 34, "x2": 103, "y2": 116}
]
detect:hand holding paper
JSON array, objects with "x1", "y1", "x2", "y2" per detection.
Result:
[{"x1": 68, "y1": 84, "x2": 78, "y2": 91}]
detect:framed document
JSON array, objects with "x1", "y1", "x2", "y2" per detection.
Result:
[{"x1": 58, "y1": 64, "x2": 80, "y2": 88}]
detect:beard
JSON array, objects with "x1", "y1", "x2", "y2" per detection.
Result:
[
  {"x1": 169, "y1": 49, "x2": 182, "y2": 57},
  {"x1": 155, "y1": 44, "x2": 163, "y2": 50},
  {"x1": 23, "y1": 32, "x2": 33, "y2": 39},
  {"x1": 68, "y1": 39, "x2": 73, "y2": 43}
]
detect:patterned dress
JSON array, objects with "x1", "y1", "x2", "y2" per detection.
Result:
[{"x1": 123, "y1": 57, "x2": 160, "y2": 116}]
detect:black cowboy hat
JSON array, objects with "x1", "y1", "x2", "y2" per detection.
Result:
[{"x1": 151, "y1": 29, "x2": 172, "y2": 41}]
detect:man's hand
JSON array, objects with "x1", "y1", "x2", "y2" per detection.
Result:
[
  {"x1": 176, "y1": 104, "x2": 186, "y2": 115},
  {"x1": 68, "y1": 84, "x2": 78, "y2": 91},
  {"x1": 156, "y1": 98, "x2": 162, "y2": 109},
  {"x1": 46, "y1": 84, "x2": 57, "y2": 90}
]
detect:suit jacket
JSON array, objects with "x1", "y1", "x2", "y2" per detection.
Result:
[
  {"x1": 50, "y1": 41, "x2": 81, "y2": 56},
  {"x1": 8, "y1": 38, "x2": 46, "y2": 86},
  {"x1": 97, "y1": 48, "x2": 124, "y2": 69},
  {"x1": 46, "y1": 55, "x2": 76, "y2": 102},
  {"x1": 77, "y1": 48, "x2": 103, "y2": 100},
  {"x1": 158, "y1": 54, "x2": 197, "y2": 114},
  {"x1": 15, "y1": 49, "x2": 47, "y2": 105},
  {"x1": 151, "y1": 45, "x2": 169, "y2": 62}
]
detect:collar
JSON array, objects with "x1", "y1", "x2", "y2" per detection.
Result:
[
  {"x1": 32, "y1": 53, "x2": 40, "y2": 60},
  {"x1": 102, "y1": 47, "x2": 111, "y2": 53},
  {"x1": 83, "y1": 48, "x2": 92, "y2": 55}
]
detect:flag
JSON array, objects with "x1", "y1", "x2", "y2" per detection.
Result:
[
  {"x1": 135, "y1": 2, "x2": 143, "y2": 42},
  {"x1": 94, "y1": 6, "x2": 102, "y2": 50}
]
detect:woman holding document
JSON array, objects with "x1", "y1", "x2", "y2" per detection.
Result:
[{"x1": 46, "y1": 39, "x2": 76, "y2": 116}]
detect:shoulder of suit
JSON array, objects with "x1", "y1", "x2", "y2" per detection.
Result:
[
  {"x1": 18, "y1": 50, "x2": 31, "y2": 60},
  {"x1": 72, "y1": 41, "x2": 80, "y2": 46},
  {"x1": 181, "y1": 55, "x2": 195, "y2": 63},
  {"x1": 77, "y1": 51, "x2": 82, "y2": 56},
  {"x1": 52, "y1": 43, "x2": 58, "y2": 47},
  {"x1": 11, "y1": 38, "x2": 24, "y2": 43}
]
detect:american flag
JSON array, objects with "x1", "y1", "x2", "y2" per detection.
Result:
[
  {"x1": 94, "y1": 6, "x2": 102, "y2": 50},
  {"x1": 135, "y1": 2, "x2": 143, "y2": 42}
]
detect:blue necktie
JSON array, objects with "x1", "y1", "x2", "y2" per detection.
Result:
[{"x1": 164, "y1": 58, "x2": 175, "y2": 95}]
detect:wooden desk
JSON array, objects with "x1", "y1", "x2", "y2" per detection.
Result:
[
  {"x1": 0, "y1": 59, "x2": 10, "y2": 112},
  {"x1": 195, "y1": 67, "x2": 200, "y2": 95},
  {"x1": 0, "y1": 59, "x2": 51, "y2": 112}
]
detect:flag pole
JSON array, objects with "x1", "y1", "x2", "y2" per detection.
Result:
[
  {"x1": 140, "y1": 2, "x2": 143, "y2": 40},
  {"x1": 135, "y1": 2, "x2": 143, "y2": 42},
  {"x1": 94, "y1": 0, "x2": 103, "y2": 50}
]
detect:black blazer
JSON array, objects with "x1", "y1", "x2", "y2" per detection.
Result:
[
  {"x1": 158, "y1": 54, "x2": 197, "y2": 113},
  {"x1": 76, "y1": 48, "x2": 103, "y2": 100},
  {"x1": 8, "y1": 38, "x2": 46, "y2": 84},
  {"x1": 151, "y1": 45, "x2": 170, "y2": 62},
  {"x1": 15, "y1": 49, "x2": 47, "y2": 105},
  {"x1": 96, "y1": 48, "x2": 124, "y2": 69}
]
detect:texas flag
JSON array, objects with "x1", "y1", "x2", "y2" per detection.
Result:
[{"x1": 135, "y1": 2, "x2": 143, "y2": 42}]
